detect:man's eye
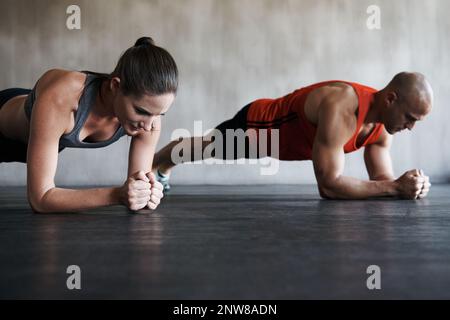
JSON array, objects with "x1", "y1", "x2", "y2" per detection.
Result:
[{"x1": 135, "y1": 108, "x2": 148, "y2": 115}]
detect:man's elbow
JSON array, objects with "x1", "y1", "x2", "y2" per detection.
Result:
[
  {"x1": 318, "y1": 186, "x2": 338, "y2": 199},
  {"x1": 317, "y1": 178, "x2": 341, "y2": 200}
]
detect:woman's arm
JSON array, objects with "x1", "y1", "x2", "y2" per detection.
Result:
[
  {"x1": 127, "y1": 116, "x2": 164, "y2": 210},
  {"x1": 127, "y1": 116, "x2": 161, "y2": 176},
  {"x1": 26, "y1": 70, "x2": 149, "y2": 213}
]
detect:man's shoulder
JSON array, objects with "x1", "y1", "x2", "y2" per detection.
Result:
[
  {"x1": 304, "y1": 81, "x2": 358, "y2": 127},
  {"x1": 318, "y1": 82, "x2": 359, "y2": 115}
]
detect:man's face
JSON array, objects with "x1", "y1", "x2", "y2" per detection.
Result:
[{"x1": 383, "y1": 94, "x2": 430, "y2": 135}]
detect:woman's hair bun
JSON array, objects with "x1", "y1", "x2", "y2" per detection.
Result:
[{"x1": 134, "y1": 37, "x2": 155, "y2": 47}]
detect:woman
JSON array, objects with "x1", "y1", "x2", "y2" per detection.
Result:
[{"x1": 0, "y1": 37, "x2": 178, "y2": 213}]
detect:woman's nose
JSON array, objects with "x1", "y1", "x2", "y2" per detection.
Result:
[{"x1": 141, "y1": 118, "x2": 153, "y2": 131}]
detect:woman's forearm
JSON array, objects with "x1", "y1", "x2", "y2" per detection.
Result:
[{"x1": 29, "y1": 186, "x2": 122, "y2": 213}]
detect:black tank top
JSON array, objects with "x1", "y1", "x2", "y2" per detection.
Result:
[{"x1": 24, "y1": 72, "x2": 126, "y2": 150}]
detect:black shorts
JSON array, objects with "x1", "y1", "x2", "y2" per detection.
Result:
[
  {"x1": 0, "y1": 88, "x2": 32, "y2": 163},
  {"x1": 213, "y1": 103, "x2": 256, "y2": 159}
]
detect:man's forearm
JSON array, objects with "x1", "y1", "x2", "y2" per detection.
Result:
[
  {"x1": 370, "y1": 173, "x2": 396, "y2": 181},
  {"x1": 320, "y1": 175, "x2": 398, "y2": 199},
  {"x1": 29, "y1": 186, "x2": 122, "y2": 213}
]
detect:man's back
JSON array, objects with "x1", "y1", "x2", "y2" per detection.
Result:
[{"x1": 246, "y1": 80, "x2": 383, "y2": 160}]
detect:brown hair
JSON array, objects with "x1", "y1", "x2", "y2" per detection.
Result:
[{"x1": 111, "y1": 37, "x2": 178, "y2": 97}]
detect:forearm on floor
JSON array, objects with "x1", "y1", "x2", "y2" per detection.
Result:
[
  {"x1": 29, "y1": 186, "x2": 122, "y2": 213},
  {"x1": 320, "y1": 175, "x2": 398, "y2": 199},
  {"x1": 369, "y1": 173, "x2": 396, "y2": 181}
]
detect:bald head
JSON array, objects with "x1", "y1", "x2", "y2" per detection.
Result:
[
  {"x1": 387, "y1": 71, "x2": 433, "y2": 115},
  {"x1": 378, "y1": 72, "x2": 433, "y2": 134}
]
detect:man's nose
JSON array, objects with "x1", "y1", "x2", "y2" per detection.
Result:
[{"x1": 406, "y1": 122, "x2": 416, "y2": 131}]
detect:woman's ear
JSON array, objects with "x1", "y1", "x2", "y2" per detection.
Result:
[{"x1": 110, "y1": 77, "x2": 121, "y2": 95}]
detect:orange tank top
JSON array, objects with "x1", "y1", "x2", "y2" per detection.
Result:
[{"x1": 246, "y1": 80, "x2": 384, "y2": 160}]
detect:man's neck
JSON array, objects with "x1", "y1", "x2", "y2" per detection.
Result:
[{"x1": 365, "y1": 90, "x2": 383, "y2": 124}]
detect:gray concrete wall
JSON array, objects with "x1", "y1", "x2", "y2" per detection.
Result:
[{"x1": 1, "y1": 0, "x2": 449, "y2": 186}]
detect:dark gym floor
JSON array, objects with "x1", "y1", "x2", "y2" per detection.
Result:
[{"x1": 1, "y1": 184, "x2": 450, "y2": 299}]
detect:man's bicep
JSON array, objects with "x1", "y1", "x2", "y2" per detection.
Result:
[
  {"x1": 312, "y1": 96, "x2": 353, "y2": 186},
  {"x1": 364, "y1": 143, "x2": 395, "y2": 180},
  {"x1": 364, "y1": 128, "x2": 394, "y2": 180},
  {"x1": 312, "y1": 139, "x2": 346, "y2": 188}
]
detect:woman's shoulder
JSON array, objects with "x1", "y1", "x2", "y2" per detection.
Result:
[
  {"x1": 38, "y1": 68, "x2": 86, "y2": 92},
  {"x1": 36, "y1": 69, "x2": 87, "y2": 109},
  {"x1": 30, "y1": 69, "x2": 89, "y2": 135}
]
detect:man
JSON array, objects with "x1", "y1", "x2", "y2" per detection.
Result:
[{"x1": 153, "y1": 72, "x2": 433, "y2": 200}]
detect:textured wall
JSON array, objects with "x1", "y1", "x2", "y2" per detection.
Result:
[{"x1": 0, "y1": 0, "x2": 449, "y2": 186}]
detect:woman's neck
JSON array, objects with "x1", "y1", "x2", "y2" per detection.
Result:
[{"x1": 96, "y1": 79, "x2": 116, "y2": 119}]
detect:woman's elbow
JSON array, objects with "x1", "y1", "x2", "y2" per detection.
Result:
[
  {"x1": 27, "y1": 188, "x2": 53, "y2": 213},
  {"x1": 27, "y1": 195, "x2": 47, "y2": 213}
]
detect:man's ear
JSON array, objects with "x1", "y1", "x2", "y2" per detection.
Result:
[{"x1": 386, "y1": 91, "x2": 398, "y2": 106}]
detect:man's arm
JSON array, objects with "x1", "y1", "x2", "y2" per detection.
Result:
[
  {"x1": 364, "y1": 128, "x2": 395, "y2": 181},
  {"x1": 364, "y1": 127, "x2": 431, "y2": 199},
  {"x1": 312, "y1": 90, "x2": 399, "y2": 199}
]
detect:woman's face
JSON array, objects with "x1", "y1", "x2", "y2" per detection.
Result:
[{"x1": 112, "y1": 85, "x2": 175, "y2": 136}]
